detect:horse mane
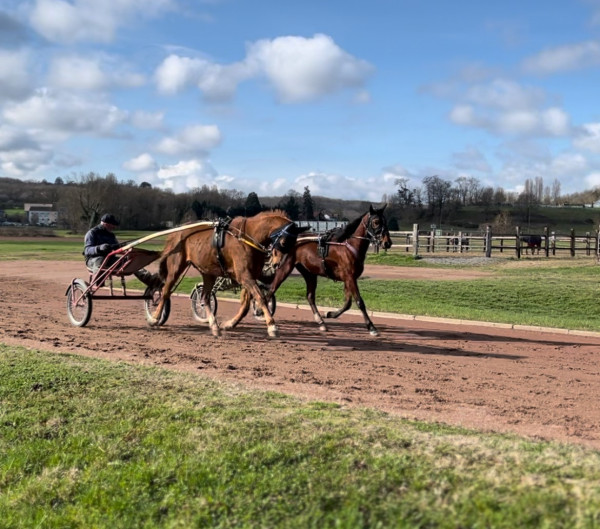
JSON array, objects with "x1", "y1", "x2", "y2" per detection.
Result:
[
  {"x1": 334, "y1": 211, "x2": 366, "y2": 242},
  {"x1": 253, "y1": 208, "x2": 290, "y2": 220}
]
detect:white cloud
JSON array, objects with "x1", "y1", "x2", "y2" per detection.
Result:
[
  {"x1": 447, "y1": 79, "x2": 571, "y2": 137},
  {"x1": 466, "y1": 79, "x2": 544, "y2": 110},
  {"x1": 156, "y1": 158, "x2": 223, "y2": 193},
  {"x1": 154, "y1": 34, "x2": 373, "y2": 103},
  {"x1": 452, "y1": 146, "x2": 492, "y2": 173},
  {"x1": 0, "y1": 125, "x2": 53, "y2": 177},
  {"x1": 288, "y1": 170, "x2": 394, "y2": 202},
  {"x1": 154, "y1": 54, "x2": 250, "y2": 102},
  {"x1": 48, "y1": 55, "x2": 145, "y2": 92},
  {"x1": 123, "y1": 153, "x2": 157, "y2": 172},
  {"x1": 131, "y1": 110, "x2": 164, "y2": 130},
  {"x1": 247, "y1": 34, "x2": 373, "y2": 103},
  {"x1": 3, "y1": 89, "x2": 128, "y2": 140},
  {"x1": 0, "y1": 49, "x2": 32, "y2": 100},
  {"x1": 497, "y1": 151, "x2": 590, "y2": 189},
  {"x1": 522, "y1": 40, "x2": 600, "y2": 74},
  {"x1": 573, "y1": 122, "x2": 600, "y2": 153},
  {"x1": 29, "y1": 0, "x2": 176, "y2": 44},
  {"x1": 585, "y1": 172, "x2": 600, "y2": 188},
  {"x1": 156, "y1": 124, "x2": 222, "y2": 156},
  {"x1": 449, "y1": 104, "x2": 479, "y2": 127}
]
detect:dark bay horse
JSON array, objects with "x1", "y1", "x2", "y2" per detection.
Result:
[
  {"x1": 149, "y1": 210, "x2": 305, "y2": 337},
  {"x1": 264, "y1": 205, "x2": 392, "y2": 336}
]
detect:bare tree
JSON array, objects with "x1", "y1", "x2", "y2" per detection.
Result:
[
  {"x1": 551, "y1": 178, "x2": 561, "y2": 204},
  {"x1": 422, "y1": 175, "x2": 453, "y2": 226}
]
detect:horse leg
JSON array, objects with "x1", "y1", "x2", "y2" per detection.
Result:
[
  {"x1": 231, "y1": 279, "x2": 280, "y2": 337},
  {"x1": 325, "y1": 293, "x2": 352, "y2": 319},
  {"x1": 333, "y1": 278, "x2": 379, "y2": 336},
  {"x1": 222, "y1": 288, "x2": 252, "y2": 331},
  {"x1": 200, "y1": 276, "x2": 221, "y2": 337},
  {"x1": 148, "y1": 257, "x2": 185, "y2": 326},
  {"x1": 297, "y1": 266, "x2": 327, "y2": 331}
]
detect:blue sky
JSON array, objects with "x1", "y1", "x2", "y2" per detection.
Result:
[{"x1": 2, "y1": 0, "x2": 600, "y2": 201}]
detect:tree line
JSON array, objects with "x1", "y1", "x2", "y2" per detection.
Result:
[
  {"x1": 383, "y1": 175, "x2": 600, "y2": 230},
  {"x1": 1, "y1": 173, "x2": 599, "y2": 233},
  {"x1": 0, "y1": 174, "x2": 321, "y2": 232}
]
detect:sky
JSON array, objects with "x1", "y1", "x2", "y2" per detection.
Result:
[{"x1": 2, "y1": 0, "x2": 600, "y2": 202}]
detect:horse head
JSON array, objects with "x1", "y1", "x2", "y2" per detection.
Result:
[
  {"x1": 269, "y1": 223, "x2": 310, "y2": 267},
  {"x1": 367, "y1": 204, "x2": 392, "y2": 250}
]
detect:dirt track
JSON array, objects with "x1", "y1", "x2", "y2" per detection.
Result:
[{"x1": 2, "y1": 260, "x2": 600, "y2": 449}]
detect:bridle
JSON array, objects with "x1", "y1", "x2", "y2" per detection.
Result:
[
  {"x1": 356, "y1": 212, "x2": 389, "y2": 246},
  {"x1": 268, "y1": 221, "x2": 298, "y2": 253}
]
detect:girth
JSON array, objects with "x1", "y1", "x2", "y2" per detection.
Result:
[{"x1": 212, "y1": 217, "x2": 232, "y2": 276}]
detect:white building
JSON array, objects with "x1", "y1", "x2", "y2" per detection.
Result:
[{"x1": 24, "y1": 203, "x2": 58, "y2": 225}]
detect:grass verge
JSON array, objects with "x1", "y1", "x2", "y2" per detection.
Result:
[{"x1": 2, "y1": 345, "x2": 600, "y2": 528}]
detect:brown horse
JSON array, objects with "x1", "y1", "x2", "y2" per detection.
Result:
[
  {"x1": 149, "y1": 210, "x2": 306, "y2": 337},
  {"x1": 264, "y1": 205, "x2": 392, "y2": 336}
]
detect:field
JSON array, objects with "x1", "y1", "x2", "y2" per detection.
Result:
[{"x1": 2, "y1": 239, "x2": 600, "y2": 527}]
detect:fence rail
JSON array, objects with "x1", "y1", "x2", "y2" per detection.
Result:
[{"x1": 387, "y1": 225, "x2": 600, "y2": 259}]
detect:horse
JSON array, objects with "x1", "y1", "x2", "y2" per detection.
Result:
[
  {"x1": 148, "y1": 210, "x2": 306, "y2": 337},
  {"x1": 521, "y1": 234, "x2": 542, "y2": 255},
  {"x1": 451, "y1": 236, "x2": 469, "y2": 252},
  {"x1": 263, "y1": 205, "x2": 392, "y2": 336}
]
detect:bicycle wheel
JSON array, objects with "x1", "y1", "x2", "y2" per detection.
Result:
[
  {"x1": 66, "y1": 279, "x2": 92, "y2": 327},
  {"x1": 144, "y1": 286, "x2": 171, "y2": 326},
  {"x1": 191, "y1": 285, "x2": 218, "y2": 322}
]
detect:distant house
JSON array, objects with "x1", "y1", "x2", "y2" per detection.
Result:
[{"x1": 24, "y1": 203, "x2": 58, "y2": 225}]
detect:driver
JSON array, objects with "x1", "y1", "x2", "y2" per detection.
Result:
[{"x1": 83, "y1": 213, "x2": 162, "y2": 288}]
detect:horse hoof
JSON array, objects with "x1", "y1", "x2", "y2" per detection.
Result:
[
  {"x1": 268, "y1": 325, "x2": 279, "y2": 338},
  {"x1": 370, "y1": 329, "x2": 380, "y2": 337},
  {"x1": 319, "y1": 324, "x2": 328, "y2": 332},
  {"x1": 222, "y1": 319, "x2": 234, "y2": 330},
  {"x1": 211, "y1": 328, "x2": 221, "y2": 337}
]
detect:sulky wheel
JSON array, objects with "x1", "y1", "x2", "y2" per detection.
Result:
[
  {"x1": 144, "y1": 286, "x2": 171, "y2": 326},
  {"x1": 66, "y1": 279, "x2": 92, "y2": 327},
  {"x1": 190, "y1": 285, "x2": 218, "y2": 323}
]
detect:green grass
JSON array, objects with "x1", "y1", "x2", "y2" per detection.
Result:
[
  {"x1": 2, "y1": 345, "x2": 600, "y2": 528},
  {"x1": 0, "y1": 234, "x2": 164, "y2": 260},
  {"x1": 271, "y1": 270, "x2": 600, "y2": 331}
]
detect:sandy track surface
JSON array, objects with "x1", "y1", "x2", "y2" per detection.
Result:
[{"x1": 1, "y1": 259, "x2": 599, "y2": 449}]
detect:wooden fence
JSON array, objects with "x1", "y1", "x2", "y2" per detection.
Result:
[{"x1": 387, "y1": 225, "x2": 600, "y2": 259}]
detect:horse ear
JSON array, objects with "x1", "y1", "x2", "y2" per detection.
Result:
[
  {"x1": 296, "y1": 225, "x2": 310, "y2": 234},
  {"x1": 369, "y1": 205, "x2": 375, "y2": 214}
]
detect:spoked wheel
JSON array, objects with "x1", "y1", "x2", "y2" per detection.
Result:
[
  {"x1": 252, "y1": 287, "x2": 276, "y2": 320},
  {"x1": 191, "y1": 285, "x2": 218, "y2": 323},
  {"x1": 66, "y1": 279, "x2": 92, "y2": 327},
  {"x1": 144, "y1": 286, "x2": 171, "y2": 326}
]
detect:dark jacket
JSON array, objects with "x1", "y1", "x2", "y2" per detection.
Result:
[{"x1": 84, "y1": 224, "x2": 119, "y2": 259}]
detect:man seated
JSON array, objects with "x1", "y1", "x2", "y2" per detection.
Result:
[{"x1": 83, "y1": 213, "x2": 162, "y2": 288}]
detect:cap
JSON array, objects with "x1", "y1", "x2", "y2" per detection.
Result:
[{"x1": 100, "y1": 213, "x2": 120, "y2": 226}]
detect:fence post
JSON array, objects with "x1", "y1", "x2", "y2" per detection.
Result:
[
  {"x1": 412, "y1": 223, "x2": 419, "y2": 257},
  {"x1": 551, "y1": 231, "x2": 556, "y2": 256},
  {"x1": 516, "y1": 226, "x2": 521, "y2": 259},
  {"x1": 570, "y1": 229, "x2": 575, "y2": 257},
  {"x1": 586, "y1": 232, "x2": 591, "y2": 256},
  {"x1": 485, "y1": 226, "x2": 492, "y2": 257},
  {"x1": 543, "y1": 226, "x2": 549, "y2": 257}
]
